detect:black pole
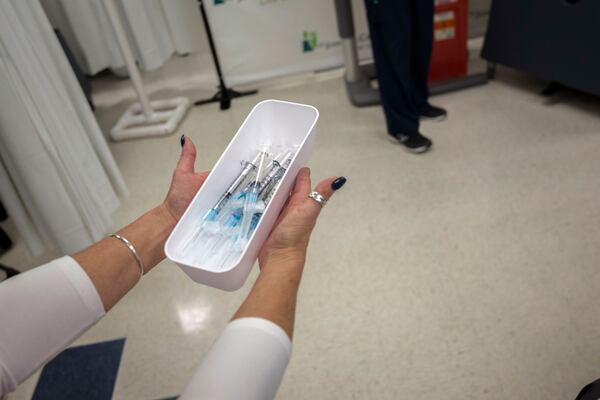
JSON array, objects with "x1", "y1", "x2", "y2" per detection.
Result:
[
  {"x1": 194, "y1": 0, "x2": 257, "y2": 110},
  {"x1": 199, "y1": 0, "x2": 227, "y2": 97}
]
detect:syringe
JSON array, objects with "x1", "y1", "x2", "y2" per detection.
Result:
[
  {"x1": 178, "y1": 150, "x2": 264, "y2": 257},
  {"x1": 257, "y1": 151, "x2": 293, "y2": 198},
  {"x1": 245, "y1": 152, "x2": 294, "y2": 240},
  {"x1": 200, "y1": 208, "x2": 243, "y2": 266},
  {"x1": 236, "y1": 149, "x2": 269, "y2": 249},
  {"x1": 259, "y1": 152, "x2": 293, "y2": 205},
  {"x1": 203, "y1": 150, "x2": 265, "y2": 221}
]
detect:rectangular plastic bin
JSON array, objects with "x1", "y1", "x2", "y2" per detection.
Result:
[{"x1": 164, "y1": 100, "x2": 319, "y2": 291}]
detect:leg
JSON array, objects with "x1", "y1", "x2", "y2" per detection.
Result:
[
  {"x1": 411, "y1": 0, "x2": 434, "y2": 112},
  {"x1": 365, "y1": 0, "x2": 419, "y2": 136},
  {"x1": 487, "y1": 62, "x2": 497, "y2": 80}
]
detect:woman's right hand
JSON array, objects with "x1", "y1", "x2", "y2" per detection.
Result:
[
  {"x1": 236, "y1": 169, "x2": 346, "y2": 338},
  {"x1": 258, "y1": 168, "x2": 346, "y2": 268}
]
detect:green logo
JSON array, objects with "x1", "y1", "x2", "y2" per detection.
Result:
[
  {"x1": 303, "y1": 31, "x2": 317, "y2": 52},
  {"x1": 214, "y1": 0, "x2": 225, "y2": 4}
]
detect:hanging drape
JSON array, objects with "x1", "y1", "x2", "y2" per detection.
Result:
[
  {"x1": 40, "y1": 0, "x2": 176, "y2": 75},
  {"x1": 0, "y1": 0, "x2": 128, "y2": 256},
  {"x1": 160, "y1": 0, "x2": 208, "y2": 56}
]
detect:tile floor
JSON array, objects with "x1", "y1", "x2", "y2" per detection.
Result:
[{"x1": 3, "y1": 54, "x2": 600, "y2": 399}]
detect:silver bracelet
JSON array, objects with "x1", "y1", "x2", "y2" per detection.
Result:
[{"x1": 110, "y1": 234, "x2": 145, "y2": 280}]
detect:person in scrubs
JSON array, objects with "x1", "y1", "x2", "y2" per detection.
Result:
[{"x1": 365, "y1": 0, "x2": 447, "y2": 154}]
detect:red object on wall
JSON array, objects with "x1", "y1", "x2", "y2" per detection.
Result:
[{"x1": 428, "y1": 0, "x2": 468, "y2": 83}]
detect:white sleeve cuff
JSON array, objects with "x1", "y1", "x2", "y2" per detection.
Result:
[
  {"x1": 0, "y1": 256, "x2": 105, "y2": 396},
  {"x1": 59, "y1": 256, "x2": 106, "y2": 317},
  {"x1": 180, "y1": 317, "x2": 292, "y2": 400},
  {"x1": 226, "y1": 317, "x2": 292, "y2": 355}
]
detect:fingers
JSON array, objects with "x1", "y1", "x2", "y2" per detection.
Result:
[
  {"x1": 176, "y1": 135, "x2": 197, "y2": 173},
  {"x1": 290, "y1": 167, "x2": 311, "y2": 200},
  {"x1": 313, "y1": 177, "x2": 338, "y2": 201},
  {"x1": 197, "y1": 170, "x2": 210, "y2": 181},
  {"x1": 306, "y1": 176, "x2": 346, "y2": 213}
]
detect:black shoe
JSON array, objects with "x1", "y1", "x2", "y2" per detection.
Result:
[
  {"x1": 420, "y1": 103, "x2": 447, "y2": 122},
  {"x1": 393, "y1": 132, "x2": 432, "y2": 154}
]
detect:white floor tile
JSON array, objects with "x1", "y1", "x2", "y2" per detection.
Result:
[{"x1": 4, "y1": 56, "x2": 600, "y2": 399}]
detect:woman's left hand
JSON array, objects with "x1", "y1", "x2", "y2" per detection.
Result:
[{"x1": 161, "y1": 136, "x2": 209, "y2": 223}]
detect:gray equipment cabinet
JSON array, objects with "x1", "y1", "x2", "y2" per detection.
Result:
[{"x1": 482, "y1": 0, "x2": 600, "y2": 96}]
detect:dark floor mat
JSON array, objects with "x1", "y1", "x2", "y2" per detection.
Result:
[{"x1": 32, "y1": 338, "x2": 125, "y2": 400}]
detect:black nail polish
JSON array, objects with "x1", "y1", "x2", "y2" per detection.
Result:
[
  {"x1": 331, "y1": 177, "x2": 347, "y2": 191},
  {"x1": 180, "y1": 134, "x2": 185, "y2": 147}
]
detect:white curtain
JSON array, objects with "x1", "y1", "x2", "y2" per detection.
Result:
[
  {"x1": 40, "y1": 0, "x2": 176, "y2": 75},
  {"x1": 160, "y1": 0, "x2": 208, "y2": 55},
  {"x1": 0, "y1": 0, "x2": 128, "y2": 255}
]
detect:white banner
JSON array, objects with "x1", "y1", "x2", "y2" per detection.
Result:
[{"x1": 205, "y1": 0, "x2": 372, "y2": 86}]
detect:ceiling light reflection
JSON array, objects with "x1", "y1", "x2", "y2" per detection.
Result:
[{"x1": 176, "y1": 301, "x2": 212, "y2": 334}]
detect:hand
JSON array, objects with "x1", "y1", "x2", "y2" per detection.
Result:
[
  {"x1": 258, "y1": 168, "x2": 346, "y2": 266},
  {"x1": 161, "y1": 136, "x2": 209, "y2": 224}
]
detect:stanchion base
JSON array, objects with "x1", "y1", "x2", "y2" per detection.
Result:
[
  {"x1": 194, "y1": 87, "x2": 258, "y2": 111},
  {"x1": 110, "y1": 97, "x2": 190, "y2": 141}
]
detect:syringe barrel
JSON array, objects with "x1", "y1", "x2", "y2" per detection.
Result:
[
  {"x1": 211, "y1": 193, "x2": 231, "y2": 214},
  {"x1": 258, "y1": 161, "x2": 281, "y2": 196},
  {"x1": 211, "y1": 155, "x2": 259, "y2": 213},
  {"x1": 225, "y1": 161, "x2": 255, "y2": 195},
  {"x1": 263, "y1": 155, "x2": 293, "y2": 199}
]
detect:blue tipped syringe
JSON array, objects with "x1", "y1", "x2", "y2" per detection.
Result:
[
  {"x1": 203, "y1": 151, "x2": 266, "y2": 221},
  {"x1": 244, "y1": 152, "x2": 294, "y2": 242},
  {"x1": 178, "y1": 150, "x2": 265, "y2": 257},
  {"x1": 257, "y1": 151, "x2": 292, "y2": 197},
  {"x1": 235, "y1": 149, "x2": 270, "y2": 250},
  {"x1": 200, "y1": 207, "x2": 243, "y2": 266}
]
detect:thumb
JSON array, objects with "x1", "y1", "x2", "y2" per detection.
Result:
[
  {"x1": 305, "y1": 176, "x2": 347, "y2": 215},
  {"x1": 177, "y1": 135, "x2": 197, "y2": 173}
]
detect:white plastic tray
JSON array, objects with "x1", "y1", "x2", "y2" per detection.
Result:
[{"x1": 165, "y1": 100, "x2": 319, "y2": 290}]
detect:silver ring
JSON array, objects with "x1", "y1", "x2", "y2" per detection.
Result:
[{"x1": 308, "y1": 191, "x2": 327, "y2": 207}]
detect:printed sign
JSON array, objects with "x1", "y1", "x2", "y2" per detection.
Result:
[
  {"x1": 205, "y1": 0, "x2": 372, "y2": 85},
  {"x1": 434, "y1": 10, "x2": 456, "y2": 41}
]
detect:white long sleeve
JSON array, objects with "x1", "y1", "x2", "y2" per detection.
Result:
[
  {"x1": 0, "y1": 257, "x2": 292, "y2": 399},
  {"x1": 0, "y1": 256, "x2": 105, "y2": 396},
  {"x1": 180, "y1": 317, "x2": 292, "y2": 400}
]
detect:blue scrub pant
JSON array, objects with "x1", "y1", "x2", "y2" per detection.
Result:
[{"x1": 365, "y1": 0, "x2": 434, "y2": 136}]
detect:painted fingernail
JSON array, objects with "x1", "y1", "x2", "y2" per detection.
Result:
[
  {"x1": 180, "y1": 134, "x2": 185, "y2": 147},
  {"x1": 331, "y1": 177, "x2": 347, "y2": 191}
]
